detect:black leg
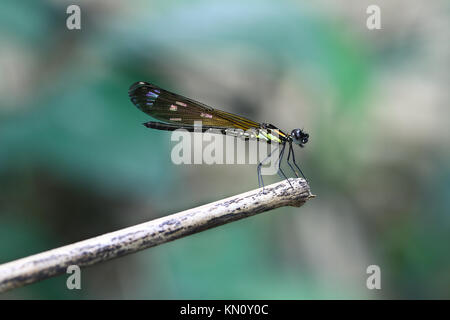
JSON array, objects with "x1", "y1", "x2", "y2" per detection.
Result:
[
  {"x1": 286, "y1": 142, "x2": 299, "y2": 178},
  {"x1": 257, "y1": 145, "x2": 279, "y2": 191},
  {"x1": 289, "y1": 143, "x2": 307, "y2": 181},
  {"x1": 276, "y1": 143, "x2": 293, "y2": 188}
]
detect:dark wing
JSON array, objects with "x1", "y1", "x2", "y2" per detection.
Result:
[{"x1": 128, "y1": 81, "x2": 262, "y2": 130}]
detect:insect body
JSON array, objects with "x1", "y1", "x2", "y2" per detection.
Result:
[{"x1": 129, "y1": 81, "x2": 309, "y2": 187}]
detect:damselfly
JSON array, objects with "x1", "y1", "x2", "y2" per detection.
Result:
[{"x1": 129, "y1": 81, "x2": 309, "y2": 188}]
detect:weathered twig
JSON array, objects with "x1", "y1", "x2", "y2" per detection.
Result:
[{"x1": 0, "y1": 178, "x2": 313, "y2": 293}]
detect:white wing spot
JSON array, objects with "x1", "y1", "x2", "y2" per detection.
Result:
[{"x1": 200, "y1": 113, "x2": 213, "y2": 119}]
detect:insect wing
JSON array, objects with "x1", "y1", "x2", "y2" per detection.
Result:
[{"x1": 129, "y1": 82, "x2": 261, "y2": 130}]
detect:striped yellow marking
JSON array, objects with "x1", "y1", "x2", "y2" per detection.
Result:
[
  {"x1": 274, "y1": 129, "x2": 287, "y2": 139},
  {"x1": 266, "y1": 133, "x2": 282, "y2": 143},
  {"x1": 256, "y1": 131, "x2": 269, "y2": 141}
]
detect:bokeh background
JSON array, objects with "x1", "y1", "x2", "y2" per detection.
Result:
[{"x1": 1, "y1": 0, "x2": 449, "y2": 299}]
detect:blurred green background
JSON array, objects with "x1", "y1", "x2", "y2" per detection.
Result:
[{"x1": 1, "y1": 0, "x2": 449, "y2": 299}]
